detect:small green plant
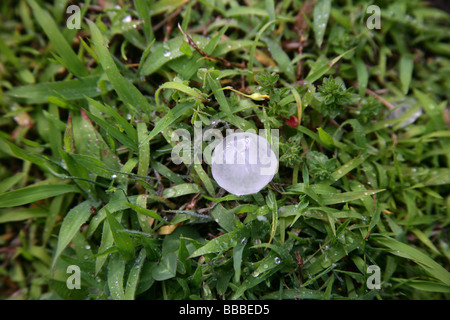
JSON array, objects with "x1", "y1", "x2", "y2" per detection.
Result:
[
  {"x1": 314, "y1": 76, "x2": 358, "y2": 118},
  {"x1": 306, "y1": 151, "x2": 338, "y2": 182},
  {"x1": 280, "y1": 134, "x2": 303, "y2": 169},
  {"x1": 255, "y1": 69, "x2": 292, "y2": 119}
]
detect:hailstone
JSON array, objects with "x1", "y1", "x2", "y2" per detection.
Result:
[
  {"x1": 211, "y1": 132, "x2": 278, "y2": 196},
  {"x1": 385, "y1": 102, "x2": 422, "y2": 128}
]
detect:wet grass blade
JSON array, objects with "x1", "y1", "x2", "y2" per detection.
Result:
[
  {"x1": 105, "y1": 208, "x2": 135, "y2": 261},
  {"x1": 6, "y1": 76, "x2": 106, "y2": 104},
  {"x1": 305, "y1": 47, "x2": 355, "y2": 84},
  {"x1": 140, "y1": 101, "x2": 194, "y2": 146},
  {"x1": 313, "y1": 0, "x2": 331, "y2": 48},
  {"x1": 321, "y1": 189, "x2": 385, "y2": 205},
  {"x1": 137, "y1": 122, "x2": 150, "y2": 179},
  {"x1": 124, "y1": 249, "x2": 147, "y2": 300},
  {"x1": 0, "y1": 184, "x2": 80, "y2": 208},
  {"x1": 52, "y1": 200, "x2": 94, "y2": 270},
  {"x1": 399, "y1": 54, "x2": 414, "y2": 94},
  {"x1": 87, "y1": 20, "x2": 152, "y2": 113},
  {"x1": 124, "y1": 202, "x2": 166, "y2": 223},
  {"x1": 155, "y1": 82, "x2": 208, "y2": 107},
  {"x1": 374, "y1": 235, "x2": 450, "y2": 286},
  {"x1": 107, "y1": 252, "x2": 126, "y2": 300}
]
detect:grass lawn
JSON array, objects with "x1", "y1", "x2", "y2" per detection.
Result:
[{"x1": 0, "y1": 0, "x2": 449, "y2": 300}]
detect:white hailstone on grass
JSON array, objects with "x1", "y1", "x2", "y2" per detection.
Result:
[
  {"x1": 385, "y1": 100, "x2": 422, "y2": 128},
  {"x1": 211, "y1": 132, "x2": 278, "y2": 196}
]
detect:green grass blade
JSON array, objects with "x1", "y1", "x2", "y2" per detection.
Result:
[
  {"x1": 51, "y1": 200, "x2": 93, "y2": 270},
  {"x1": 374, "y1": 235, "x2": 450, "y2": 286},
  {"x1": 304, "y1": 47, "x2": 355, "y2": 84},
  {"x1": 6, "y1": 76, "x2": 105, "y2": 104},
  {"x1": 140, "y1": 101, "x2": 194, "y2": 146},
  {"x1": 124, "y1": 249, "x2": 147, "y2": 300},
  {"x1": 321, "y1": 189, "x2": 385, "y2": 205},
  {"x1": 105, "y1": 208, "x2": 135, "y2": 261},
  {"x1": 0, "y1": 184, "x2": 80, "y2": 208},
  {"x1": 107, "y1": 252, "x2": 126, "y2": 300},
  {"x1": 87, "y1": 20, "x2": 152, "y2": 113},
  {"x1": 399, "y1": 54, "x2": 414, "y2": 94},
  {"x1": 155, "y1": 81, "x2": 208, "y2": 108},
  {"x1": 313, "y1": 0, "x2": 331, "y2": 48}
]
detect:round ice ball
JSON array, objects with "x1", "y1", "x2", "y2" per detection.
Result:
[{"x1": 211, "y1": 132, "x2": 278, "y2": 196}]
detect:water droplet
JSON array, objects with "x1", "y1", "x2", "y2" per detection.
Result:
[
  {"x1": 256, "y1": 215, "x2": 267, "y2": 222},
  {"x1": 274, "y1": 257, "x2": 281, "y2": 264},
  {"x1": 111, "y1": 174, "x2": 117, "y2": 179},
  {"x1": 85, "y1": 244, "x2": 91, "y2": 250}
]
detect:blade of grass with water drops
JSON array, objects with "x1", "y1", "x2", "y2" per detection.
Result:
[
  {"x1": 304, "y1": 47, "x2": 356, "y2": 84},
  {"x1": 321, "y1": 189, "x2": 385, "y2": 205},
  {"x1": 87, "y1": 20, "x2": 152, "y2": 113},
  {"x1": 51, "y1": 200, "x2": 94, "y2": 270},
  {"x1": 139, "y1": 101, "x2": 194, "y2": 146},
  {"x1": 313, "y1": 0, "x2": 331, "y2": 48},
  {"x1": 124, "y1": 249, "x2": 147, "y2": 300},
  {"x1": 107, "y1": 252, "x2": 126, "y2": 300},
  {"x1": 374, "y1": 235, "x2": 450, "y2": 286},
  {"x1": 0, "y1": 184, "x2": 80, "y2": 208},
  {"x1": 105, "y1": 208, "x2": 135, "y2": 261}
]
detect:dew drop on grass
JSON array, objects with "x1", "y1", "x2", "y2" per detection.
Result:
[
  {"x1": 122, "y1": 15, "x2": 132, "y2": 23},
  {"x1": 211, "y1": 132, "x2": 278, "y2": 196},
  {"x1": 256, "y1": 215, "x2": 267, "y2": 222}
]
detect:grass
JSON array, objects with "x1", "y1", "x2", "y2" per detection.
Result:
[{"x1": 0, "y1": 0, "x2": 449, "y2": 300}]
